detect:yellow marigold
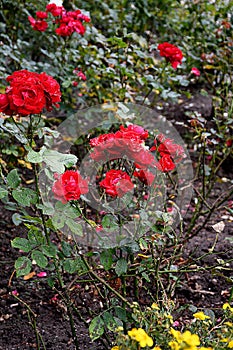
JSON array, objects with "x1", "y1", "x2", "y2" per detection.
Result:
[
  {"x1": 182, "y1": 330, "x2": 200, "y2": 348},
  {"x1": 111, "y1": 347, "x2": 119, "y2": 350},
  {"x1": 223, "y1": 303, "x2": 233, "y2": 313},
  {"x1": 170, "y1": 328, "x2": 182, "y2": 342},
  {"x1": 128, "y1": 327, "x2": 153, "y2": 348},
  {"x1": 228, "y1": 340, "x2": 233, "y2": 348},
  {"x1": 193, "y1": 312, "x2": 210, "y2": 321}
]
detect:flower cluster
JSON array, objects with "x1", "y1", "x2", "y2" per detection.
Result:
[
  {"x1": 158, "y1": 42, "x2": 183, "y2": 69},
  {"x1": 128, "y1": 328, "x2": 154, "y2": 348},
  {"x1": 0, "y1": 70, "x2": 61, "y2": 116},
  {"x1": 52, "y1": 170, "x2": 89, "y2": 203},
  {"x1": 28, "y1": 3, "x2": 90, "y2": 36},
  {"x1": 169, "y1": 328, "x2": 212, "y2": 350}
]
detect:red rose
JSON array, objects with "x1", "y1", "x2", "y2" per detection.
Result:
[
  {"x1": 1, "y1": 70, "x2": 61, "y2": 116},
  {"x1": 157, "y1": 138, "x2": 184, "y2": 163},
  {"x1": 133, "y1": 169, "x2": 155, "y2": 186},
  {"x1": 115, "y1": 124, "x2": 149, "y2": 142},
  {"x1": 99, "y1": 170, "x2": 134, "y2": 198},
  {"x1": 28, "y1": 16, "x2": 48, "y2": 32},
  {"x1": 46, "y1": 4, "x2": 65, "y2": 17},
  {"x1": 156, "y1": 155, "x2": 176, "y2": 172},
  {"x1": 39, "y1": 72, "x2": 61, "y2": 111},
  {"x1": 158, "y1": 42, "x2": 183, "y2": 69},
  {"x1": 36, "y1": 11, "x2": 48, "y2": 19},
  {"x1": 0, "y1": 94, "x2": 11, "y2": 115},
  {"x1": 90, "y1": 133, "x2": 116, "y2": 147},
  {"x1": 52, "y1": 170, "x2": 89, "y2": 203}
]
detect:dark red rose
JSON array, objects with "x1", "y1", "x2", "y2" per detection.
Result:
[
  {"x1": 52, "y1": 170, "x2": 89, "y2": 203},
  {"x1": 28, "y1": 16, "x2": 48, "y2": 32},
  {"x1": 99, "y1": 170, "x2": 134, "y2": 198},
  {"x1": 156, "y1": 155, "x2": 176, "y2": 172},
  {"x1": 158, "y1": 42, "x2": 183, "y2": 69},
  {"x1": 133, "y1": 169, "x2": 155, "y2": 186},
  {"x1": 157, "y1": 138, "x2": 184, "y2": 163}
]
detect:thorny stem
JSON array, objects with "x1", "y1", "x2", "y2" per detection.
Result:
[
  {"x1": 81, "y1": 255, "x2": 132, "y2": 308},
  {"x1": 13, "y1": 294, "x2": 46, "y2": 350}
]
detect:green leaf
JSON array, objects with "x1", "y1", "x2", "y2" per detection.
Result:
[
  {"x1": 0, "y1": 187, "x2": 8, "y2": 199},
  {"x1": 41, "y1": 245, "x2": 57, "y2": 258},
  {"x1": 63, "y1": 258, "x2": 77, "y2": 274},
  {"x1": 31, "y1": 250, "x2": 48, "y2": 268},
  {"x1": 114, "y1": 306, "x2": 127, "y2": 322},
  {"x1": 12, "y1": 188, "x2": 37, "y2": 207},
  {"x1": 15, "y1": 256, "x2": 32, "y2": 277},
  {"x1": 66, "y1": 218, "x2": 83, "y2": 236},
  {"x1": 7, "y1": 169, "x2": 21, "y2": 189},
  {"x1": 102, "y1": 312, "x2": 123, "y2": 331},
  {"x1": 102, "y1": 214, "x2": 119, "y2": 231},
  {"x1": 100, "y1": 249, "x2": 114, "y2": 270},
  {"x1": 27, "y1": 149, "x2": 43, "y2": 163},
  {"x1": 27, "y1": 227, "x2": 46, "y2": 245},
  {"x1": 61, "y1": 241, "x2": 72, "y2": 257},
  {"x1": 11, "y1": 237, "x2": 33, "y2": 252},
  {"x1": 115, "y1": 258, "x2": 128, "y2": 276},
  {"x1": 89, "y1": 316, "x2": 105, "y2": 341},
  {"x1": 42, "y1": 149, "x2": 77, "y2": 173}
]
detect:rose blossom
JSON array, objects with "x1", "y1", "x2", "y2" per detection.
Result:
[
  {"x1": 28, "y1": 16, "x2": 48, "y2": 32},
  {"x1": 52, "y1": 170, "x2": 89, "y2": 203},
  {"x1": 36, "y1": 11, "x2": 48, "y2": 19},
  {"x1": 0, "y1": 70, "x2": 61, "y2": 116},
  {"x1": 158, "y1": 42, "x2": 183, "y2": 69},
  {"x1": 156, "y1": 155, "x2": 176, "y2": 172},
  {"x1": 191, "y1": 67, "x2": 201, "y2": 76},
  {"x1": 99, "y1": 169, "x2": 134, "y2": 198},
  {"x1": 133, "y1": 169, "x2": 155, "y2": 186}
]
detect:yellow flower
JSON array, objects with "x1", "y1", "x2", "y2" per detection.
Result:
[
  {"x1": 128, "y1": 328, "x2": 153, "y2": 348},
  {"x1": 199, "y1": 348, "x2": 213, "y2": 350},
  {"x1": 170, "y1": 328, "x2": 200, "y2": 350},
  {"x1": 225, "y1": 322, "x2": 233, "y2": 327},
  {"x1": 151, "y1": 303, "x2": 160, "y2": 310},
  {"x1": 152, "y1": 347, "x2": 162, "y2": 350},
  {"x1": 168, "y1": 340, "x2": 179, "y2": 350},
  {"x1": 193, "y1": 312, "x2": 210, "y2": 321},
  {"x1": 228, "y1": 340, "x2": 233, "y2": 348},
  {"x1": 111, "y1": 347, "x2": 119, "y2": 350},
  {"x1": 223, "y1": 303, "x2": 233, "y2": 313}
]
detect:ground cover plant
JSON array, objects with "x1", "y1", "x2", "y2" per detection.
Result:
[{"x1": 0, "y1": 0, "x2": 232, "y2": 349}]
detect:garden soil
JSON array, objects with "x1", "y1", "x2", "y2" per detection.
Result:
[{"x1": 0, "y1": 92, "x2": 232, "y2": 350}]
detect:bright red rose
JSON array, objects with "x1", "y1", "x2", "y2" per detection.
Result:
[
  {"x1": 36, "y1": 11, "x2": 48, "y2": 19},
  {"x1": 2, "y1": 70, "x2": 61, "y2": 116},
  {"x1": 158, "y1": 42, "x2": 183, "y2": 69},
  {"x1": 46, "y1": 4, "x2": 65, "y2": 16},
  {"x1": 115, "y1": 124, "x2": 149, "y2": 142},
  {"x1": 156, "y1": 155, "x2": 176, "y2": 172},
  {"x1": 0, "y1": 94, "x2": 11, "y2": 115},
  {"x1": 99, "y1": 170, "x2": 134, "y2": 198},
  {"x1": 133, "y1": 169, "x2": 155, "y2": 186},
  {"x1": 90, "y1": 133, "x2": 116, "y2": 147},
  {"x1": 39, "y1": 72, "x2": 61, "y2": 110},
  {"x1": 28, "y1": 16, "x2": 48, "y2": 32},
  {"x1": 157, "y1": 138, "x2": 184, "y2": 163},
  {"x1": 52, "y1": 170, "x2": 89, "y2": 203}
]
